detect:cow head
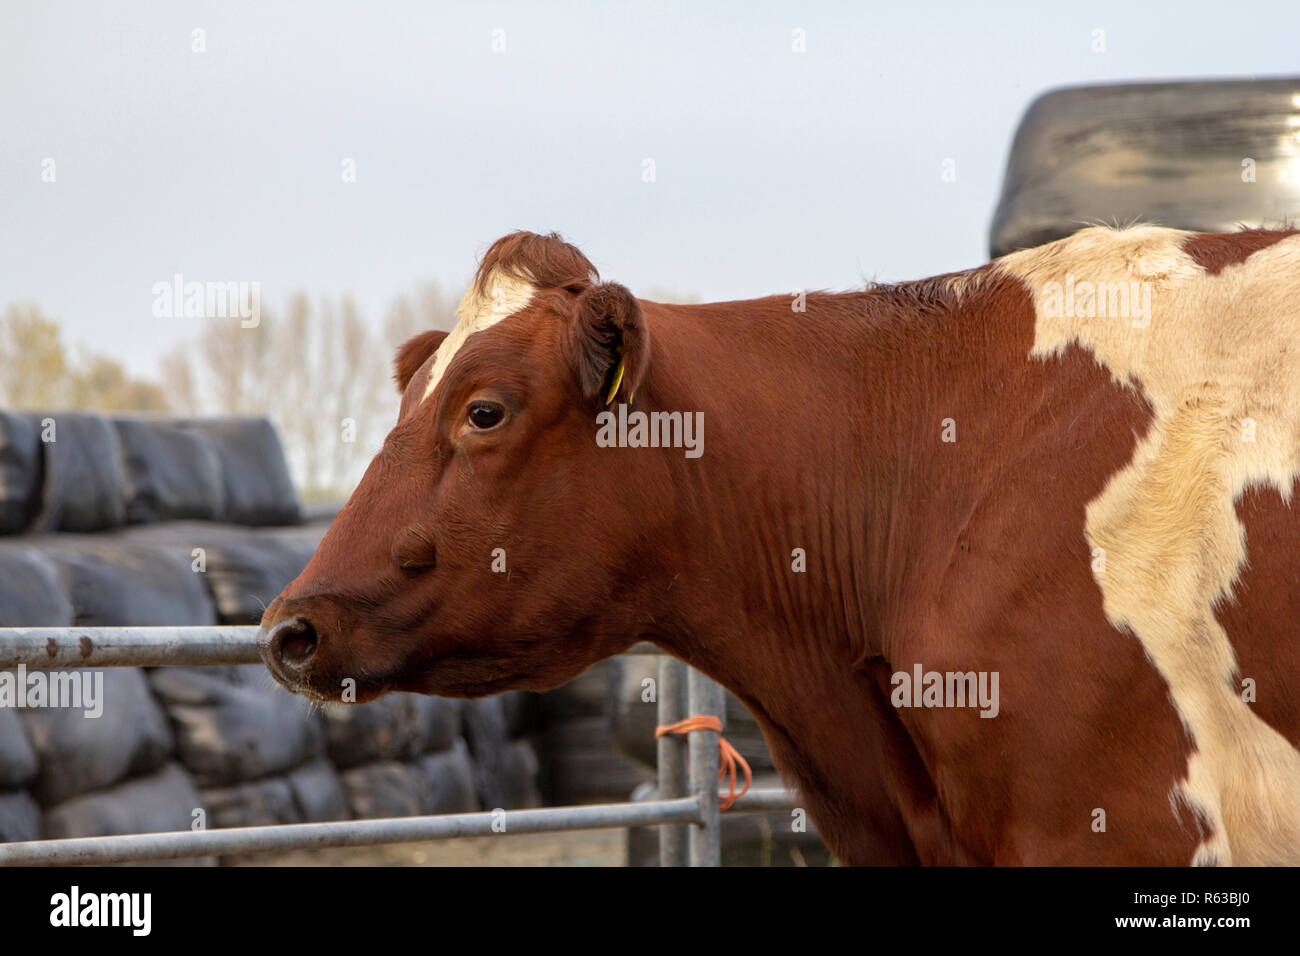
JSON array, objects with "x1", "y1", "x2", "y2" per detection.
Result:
[{"x1": 258, "y1": 232, "x2": 672, "y2": 702}]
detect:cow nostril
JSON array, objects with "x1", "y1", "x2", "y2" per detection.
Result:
[{"x1": 272, "y1": 616, "x2": 319, "y2": 669}]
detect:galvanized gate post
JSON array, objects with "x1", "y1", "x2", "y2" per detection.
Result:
[
  {"x1": 656, "y1": 656, "x2": 689, "y2": 866},
  {"x1": 687, "y1": 666, "x2": 724, "y2": 867}
]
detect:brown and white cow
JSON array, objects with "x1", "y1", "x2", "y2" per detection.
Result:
[{"x1": 259, "y1": 226, "x2": 1300, "y2": 866}]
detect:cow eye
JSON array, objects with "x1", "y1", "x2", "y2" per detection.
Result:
[{"x1": 467, "y1": 401, "x2": 506, "y2": 430}]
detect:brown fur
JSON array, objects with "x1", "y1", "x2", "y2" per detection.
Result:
[
  {"x1": 260, "y1": 229, "x2": 1300, "y2": 865},
  {"x1": 1183, "y1": 228, "x2": 1296, "y2": 274}
]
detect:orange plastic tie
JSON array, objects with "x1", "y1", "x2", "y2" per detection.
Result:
[{"x1": 655, "y1": 714, "x2": 753, "y2": 810}]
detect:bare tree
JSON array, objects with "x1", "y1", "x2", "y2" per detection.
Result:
[
  {"x1": 323, "y1": 296, "x2": 390, "y2": 493},
  {"x1": 159, "y1": 344, "x2": 199, "y2": 415},
  {"x1": 199, "y1": 313, "x2": 274, "y2": 415},
  {"x1": 384, "y1": 282, "x2": 459, "y2": 350},
  {"x1": 164, "y1": 290, "x2": 426, "y2": 498},
  {"x1": 270, "y1": 293, "x2": 325, "y2": 492}
]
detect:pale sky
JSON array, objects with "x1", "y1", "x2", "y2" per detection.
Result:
[{"x1": 3, "y1": 1, "x2": 1298, "y2": 378}]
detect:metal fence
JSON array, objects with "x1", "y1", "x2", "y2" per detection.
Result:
[{"x1": 0, "y1": 626, "x2": 793, "y2": 866}]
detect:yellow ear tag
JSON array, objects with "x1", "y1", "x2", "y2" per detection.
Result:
[{"x1": 604, "y1": 357, "x2": 626, "y2": 406}]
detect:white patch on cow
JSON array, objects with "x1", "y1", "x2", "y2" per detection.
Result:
[
  {"x1": 997, "y1": 224, "x2": 1300, "y2": 866},
  {"x1": 421, "y1": 270, "x2": 536, "y2": 402}
]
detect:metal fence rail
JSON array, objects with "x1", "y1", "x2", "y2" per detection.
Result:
[
  {"x1": 0, "y1": 626, "x2": 263, "y2": 668},
  {"x1": 0, "y1": 626, "x2": 666, "y2": 669},
  {"x1": 0, "y1": 626, "x2": 795, "y2": 867}
]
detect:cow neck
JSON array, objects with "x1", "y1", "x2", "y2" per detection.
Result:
[{"x1": 633, "y1": 279, "x2": 1025, "y2": 862}]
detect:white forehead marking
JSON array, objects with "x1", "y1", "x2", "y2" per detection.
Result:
[{"x1": 421, "y1": 271, "x2": 537, "y2": 402}]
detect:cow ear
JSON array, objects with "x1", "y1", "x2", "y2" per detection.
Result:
[
  {"x1": 394, "y1": 330, "x2": 450, "y2": 393},
  {"x1": 567, "y1": 282, "x2": 648, "y2": 406}
]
